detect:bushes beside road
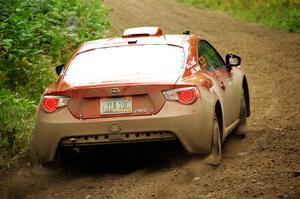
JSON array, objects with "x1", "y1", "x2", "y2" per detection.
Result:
[{"x1": 0, "y1": 0, "x2": 110, "y2": 169}]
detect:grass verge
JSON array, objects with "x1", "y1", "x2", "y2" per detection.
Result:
[{"x1": 178, "y1": 0, "x2": 300, "y2": 33}]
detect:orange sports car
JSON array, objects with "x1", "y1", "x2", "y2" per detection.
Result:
[{"x1": 31, "y1": 27, "x2": 250, "y2": 165}]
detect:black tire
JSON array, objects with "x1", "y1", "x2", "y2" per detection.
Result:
[
  {"x1": 234, "y1": 89, "x2": 247, "y2": 137},
  {"x1": 40, "y1": 148, "x2": 67, "y2": 169},
  {"x1": 205, "y1": 114, "x2": 222, "y2": 166}
]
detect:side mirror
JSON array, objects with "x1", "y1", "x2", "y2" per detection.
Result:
[
  {"x1": 55, "y1": 64, "x2": 64, "y2": 75},
  {"x1": 225, "y1": 54, "x2": 241, "y2": 71}
]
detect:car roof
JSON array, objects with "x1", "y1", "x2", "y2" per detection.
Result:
[{"x1": 78, "y1": 34, "x2": 196, "y2": 54}]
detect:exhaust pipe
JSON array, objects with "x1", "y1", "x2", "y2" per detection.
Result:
[{"x1": 70, "y1": 147, "x2": 80, "y2": 158}]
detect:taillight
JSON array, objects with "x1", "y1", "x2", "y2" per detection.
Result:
[
  {"x1": 41, "y1": 96, "x2": 70, "y2": 113},
  {"x1": 162, "y1": 87, "x2": 198, "y2": 105},
  {"x1": 177, "y1": 89, "x2": 196, "y2": 104}
]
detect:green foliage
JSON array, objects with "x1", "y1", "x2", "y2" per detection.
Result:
[
  {"x1": 0, "y1": 0, "x2": 110, "y2": 169},
  {"x1": 0, "y1": 0, "x2": 110, "y2": 100},
  {"x1": 0, "y1": 88, "x2": 36, "y2": 169},
  {"x1": 178, "y1": 0, "x2": 300, "y2": 33}
]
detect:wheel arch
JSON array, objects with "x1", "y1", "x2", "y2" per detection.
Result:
[{"x1": 242, "y1": 76, "x2": 250, "y2": 117}]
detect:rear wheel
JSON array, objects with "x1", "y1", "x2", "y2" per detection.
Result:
[
  {"x1": 234, "y1": 89, "x2": 247, "y2": 136},
  {"x1": 205, "y1": 114, "x2": 221, "y2": 166},
  {"x1": 39, "y1": 148, "x2": 68, "y2": 168}
]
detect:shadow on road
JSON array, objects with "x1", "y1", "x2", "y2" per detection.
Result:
[
  {"x1": 0, "y1": 133, "x2": 249, "y2": 199},
  {"x1": 52, "y1": 140, "x2": 198, "y2": 176}
]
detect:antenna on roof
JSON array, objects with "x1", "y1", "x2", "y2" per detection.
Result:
[{"x1": 183, "y1": 30, "x2": 190, "y2": 35}]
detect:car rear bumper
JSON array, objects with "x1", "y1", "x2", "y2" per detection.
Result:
[{"x1": 31, "y1": 100, "x2": 214, "y2": 162}]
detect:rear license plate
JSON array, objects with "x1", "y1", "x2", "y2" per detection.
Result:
[{"x1": 100, "y1": 97, "x2": 132, "y2": 115}]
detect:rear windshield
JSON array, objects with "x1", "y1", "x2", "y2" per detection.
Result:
[{"x1": 64, "y1": 44, "x2": 185, "y2": 85}]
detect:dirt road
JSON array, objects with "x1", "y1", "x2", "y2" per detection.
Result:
[{"x1": 1, "y1": 0, "x2": 300, "y2": 198}]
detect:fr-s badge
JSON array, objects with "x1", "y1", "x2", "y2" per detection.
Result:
[{"x1": 134, "y1": 108, "x2": 147, "y2": 113}]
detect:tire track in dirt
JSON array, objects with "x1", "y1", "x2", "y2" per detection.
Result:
[{"x1": 1, "y1": 0, "x2": 300, "y2": 198}]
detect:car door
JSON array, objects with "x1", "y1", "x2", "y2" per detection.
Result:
[{"x1": 198, "y1": 40, "x2": 240, "y2": 127}]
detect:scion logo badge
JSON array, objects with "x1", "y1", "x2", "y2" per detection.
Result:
[
  {"x1": 109, "y1": 88, "x2": 121, "y2": 96},
  {"x1": 108, "y1": 123, "x2": 121, "y2": 132}
]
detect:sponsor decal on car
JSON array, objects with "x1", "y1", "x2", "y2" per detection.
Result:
[
  {"x1": 186, "y1": 57, "x2": 200, "y2": 74},
  {"x1": 209, "y1": 85, "x2": 216, "y2": 93}
]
